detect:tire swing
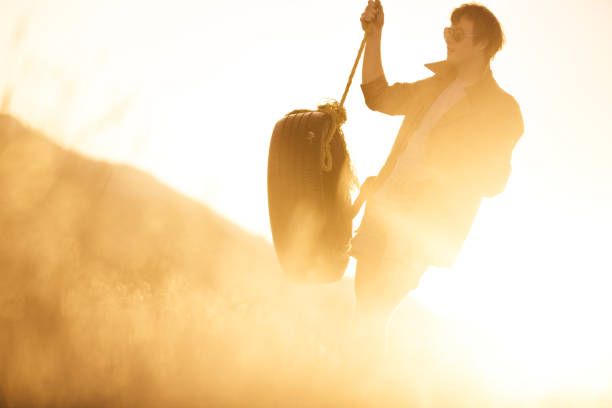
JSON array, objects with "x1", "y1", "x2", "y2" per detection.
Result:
[{"x1": 267, "y1": 22, "x2": 374, "y2": 283}]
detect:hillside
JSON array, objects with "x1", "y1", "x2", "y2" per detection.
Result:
[
  {"x1": 0, "y1": 114, "x2": 362, "y2": 407},
  {"x1": 0, "y1": 113, "x2": 299, "y2": 324}
]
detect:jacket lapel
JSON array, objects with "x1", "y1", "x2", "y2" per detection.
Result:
[{"x1": 373, "y1": 61, "x2": 492, "y2": 191}]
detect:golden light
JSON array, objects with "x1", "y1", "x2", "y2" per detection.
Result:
[{"x1": 1, "y1": 0, "x2": 612, "y2": 406}]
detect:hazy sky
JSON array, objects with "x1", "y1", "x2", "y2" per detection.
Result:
[{"x1": 2, "y1": 0, "x2": 611, "y2": 386}]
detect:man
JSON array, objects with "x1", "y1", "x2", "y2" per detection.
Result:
[{"x1": 351, "y1": 2, "x2": 524, "y2": 334}]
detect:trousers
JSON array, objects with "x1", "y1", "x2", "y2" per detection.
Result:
[{"x1": 351, "y1": 204, "x2": 428, "y2": 312}]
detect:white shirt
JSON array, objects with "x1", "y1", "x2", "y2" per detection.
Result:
[
  {"x1": 375, "y1": 77, "x2": 472, "y2": 202},
  {"x1": 350, "y1": 77, "x2": 473, "y2": 261}
]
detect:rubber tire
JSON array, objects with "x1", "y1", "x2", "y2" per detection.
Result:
[{"x1": 267, "y1": 110, "x2": 353, "y2": 283}]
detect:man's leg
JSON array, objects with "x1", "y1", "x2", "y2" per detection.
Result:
[
  {"x1": 354, "y1": 256, "x2": 400, "y2": 317},
  {"x1": 353, "y1": 256, "x2": 394, "y2": 353},
  {"x1": 353, "y1": 255, "x2": 428, "y2": 352}
]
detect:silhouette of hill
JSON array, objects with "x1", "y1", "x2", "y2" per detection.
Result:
[
  {"x1": 0, "y1": 114, "x2": 360, "y2": 407},
  {"x1": 0, "y1": 113, "x2": 281, "y2": 293}
]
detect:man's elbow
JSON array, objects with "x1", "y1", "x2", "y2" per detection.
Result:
[{"x1": 363, "y1": 94, "x2": 383, "y2": 112}]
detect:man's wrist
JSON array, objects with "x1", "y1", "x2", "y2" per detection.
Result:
[{"x1": 366, "y1": 27, "x2": 382, "y2": 38}]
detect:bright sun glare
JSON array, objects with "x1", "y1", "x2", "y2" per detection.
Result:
[{"x1": 2, "y1": 0, "x2": 612, "y2": 403}]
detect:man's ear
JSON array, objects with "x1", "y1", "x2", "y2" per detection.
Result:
[{"x1": 474, "y1": 38, "x2": 488, "y2": 53}]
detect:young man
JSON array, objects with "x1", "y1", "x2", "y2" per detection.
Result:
[{"x1": 351, "y1": 2, "x2": 524, "y2": 332}]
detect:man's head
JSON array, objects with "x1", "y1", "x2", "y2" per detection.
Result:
[{"x1": 444, "y1": 3, "x2": 504, "y2": 66}]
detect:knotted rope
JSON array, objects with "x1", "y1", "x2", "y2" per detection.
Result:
[
  {"x1": 287, "y1": 24, "x2": 372, "y2": 173},
  {"x1": 320, "y1": 26, "x2": 371, "y2": 172},
  {"x1": 317, "y1": 101, "x2": 346, "y2": 171}
]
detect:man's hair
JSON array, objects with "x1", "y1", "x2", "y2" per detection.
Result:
[{"x1": 451, "y1": 3, "x2": 505, "y2": 60}]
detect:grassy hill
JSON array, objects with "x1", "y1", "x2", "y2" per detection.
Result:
[{"x1": 0, "y1": 114, "x2": 363, "y2": 407}]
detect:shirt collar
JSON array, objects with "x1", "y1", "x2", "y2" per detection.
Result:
[{"x1": 424, "y1": 60, "x2": 456, "y2": 76}]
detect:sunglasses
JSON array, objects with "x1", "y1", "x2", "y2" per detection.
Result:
[{"x1": 444, "y1": 26, "x2": 478, "y2": 43}]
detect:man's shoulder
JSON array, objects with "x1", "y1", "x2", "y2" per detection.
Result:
[
  {"x1": 481, "y1": 80, "x2": 524, "y2": 136},
  {"x1": 482, "y1": 77, "x2": 522, "y2": 117},
  {"x1": 490, "y1": 81, "x2": 519, "y2": 107}
]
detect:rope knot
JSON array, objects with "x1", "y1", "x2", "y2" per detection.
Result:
[
  {"x1": 317, "y1": 100, "x2": 347, "y2": 172},
  {"x1": 317, "y1": 100, "x2": 347, "y2": 127}
]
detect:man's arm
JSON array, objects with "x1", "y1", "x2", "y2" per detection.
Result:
[
  {"x1": 453, "y1": 96, "x2": 525, "y2": 198},
  {"x1": 477, "y1": 98, "x2": 524, "y2": 198},
  {"x1": 415, "y1": 94, "x2": 524, "y2": 201},
  {"x1": 361, "y1": 1, "x2": 385, "y2": 84},
  {"x1": 360, "y1": 1, "x2": 426, "y2": 116}
]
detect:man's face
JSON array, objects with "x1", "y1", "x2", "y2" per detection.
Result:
[{"x1": 444, "y1": 16, "x2": 485, "y2": 66}]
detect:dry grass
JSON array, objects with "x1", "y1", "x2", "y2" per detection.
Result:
[{"x1": 2, "y1": 114, "x2": 612, "y2": 407}]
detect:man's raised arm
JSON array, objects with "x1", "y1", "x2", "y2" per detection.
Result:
[
  {"x1": 361, "y1": 0, "x2": 385, "y2": 84},
  {"x1": 359, "y1": 1, "x2": 421, "y2": 116}
]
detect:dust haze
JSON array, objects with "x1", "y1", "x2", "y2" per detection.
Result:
[
  {"x1": 2, "y1": 116, "x2": 608, "y2": 407},
  {"x1": 2, "y1": 1, "x2": 612, "y2": 407},
  {"x1": 0, "y1": 114, "x2": 484, "y2": 407}
]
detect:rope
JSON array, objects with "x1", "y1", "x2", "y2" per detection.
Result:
[
  {"x1": 322, "y1": 23, "x2": 377, "y2": 171},
  {"x1": 317, "y1": 101, "x2": 346, "y2": 172},
  {"x1": 286, "y1": 102, "x2": 346, "y2": 173},
  {"x1": 340, "y1": 27, "x2": 370, "y2": 108},
  {"x1": 286, "y1": 19, "x2": 375, "y2": 173}
]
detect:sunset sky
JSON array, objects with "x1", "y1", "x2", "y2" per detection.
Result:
[{"x1": 2, "y1": 0, "x2": 611, "y2": 393}]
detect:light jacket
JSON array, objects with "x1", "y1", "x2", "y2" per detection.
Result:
[{"x1": 359, "y1": 60, "x2": 524, "y2": 267}]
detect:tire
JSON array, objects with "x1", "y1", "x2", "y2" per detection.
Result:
[{"x1": 267, "y1": 110, "x2": 353, "y2": 283}]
